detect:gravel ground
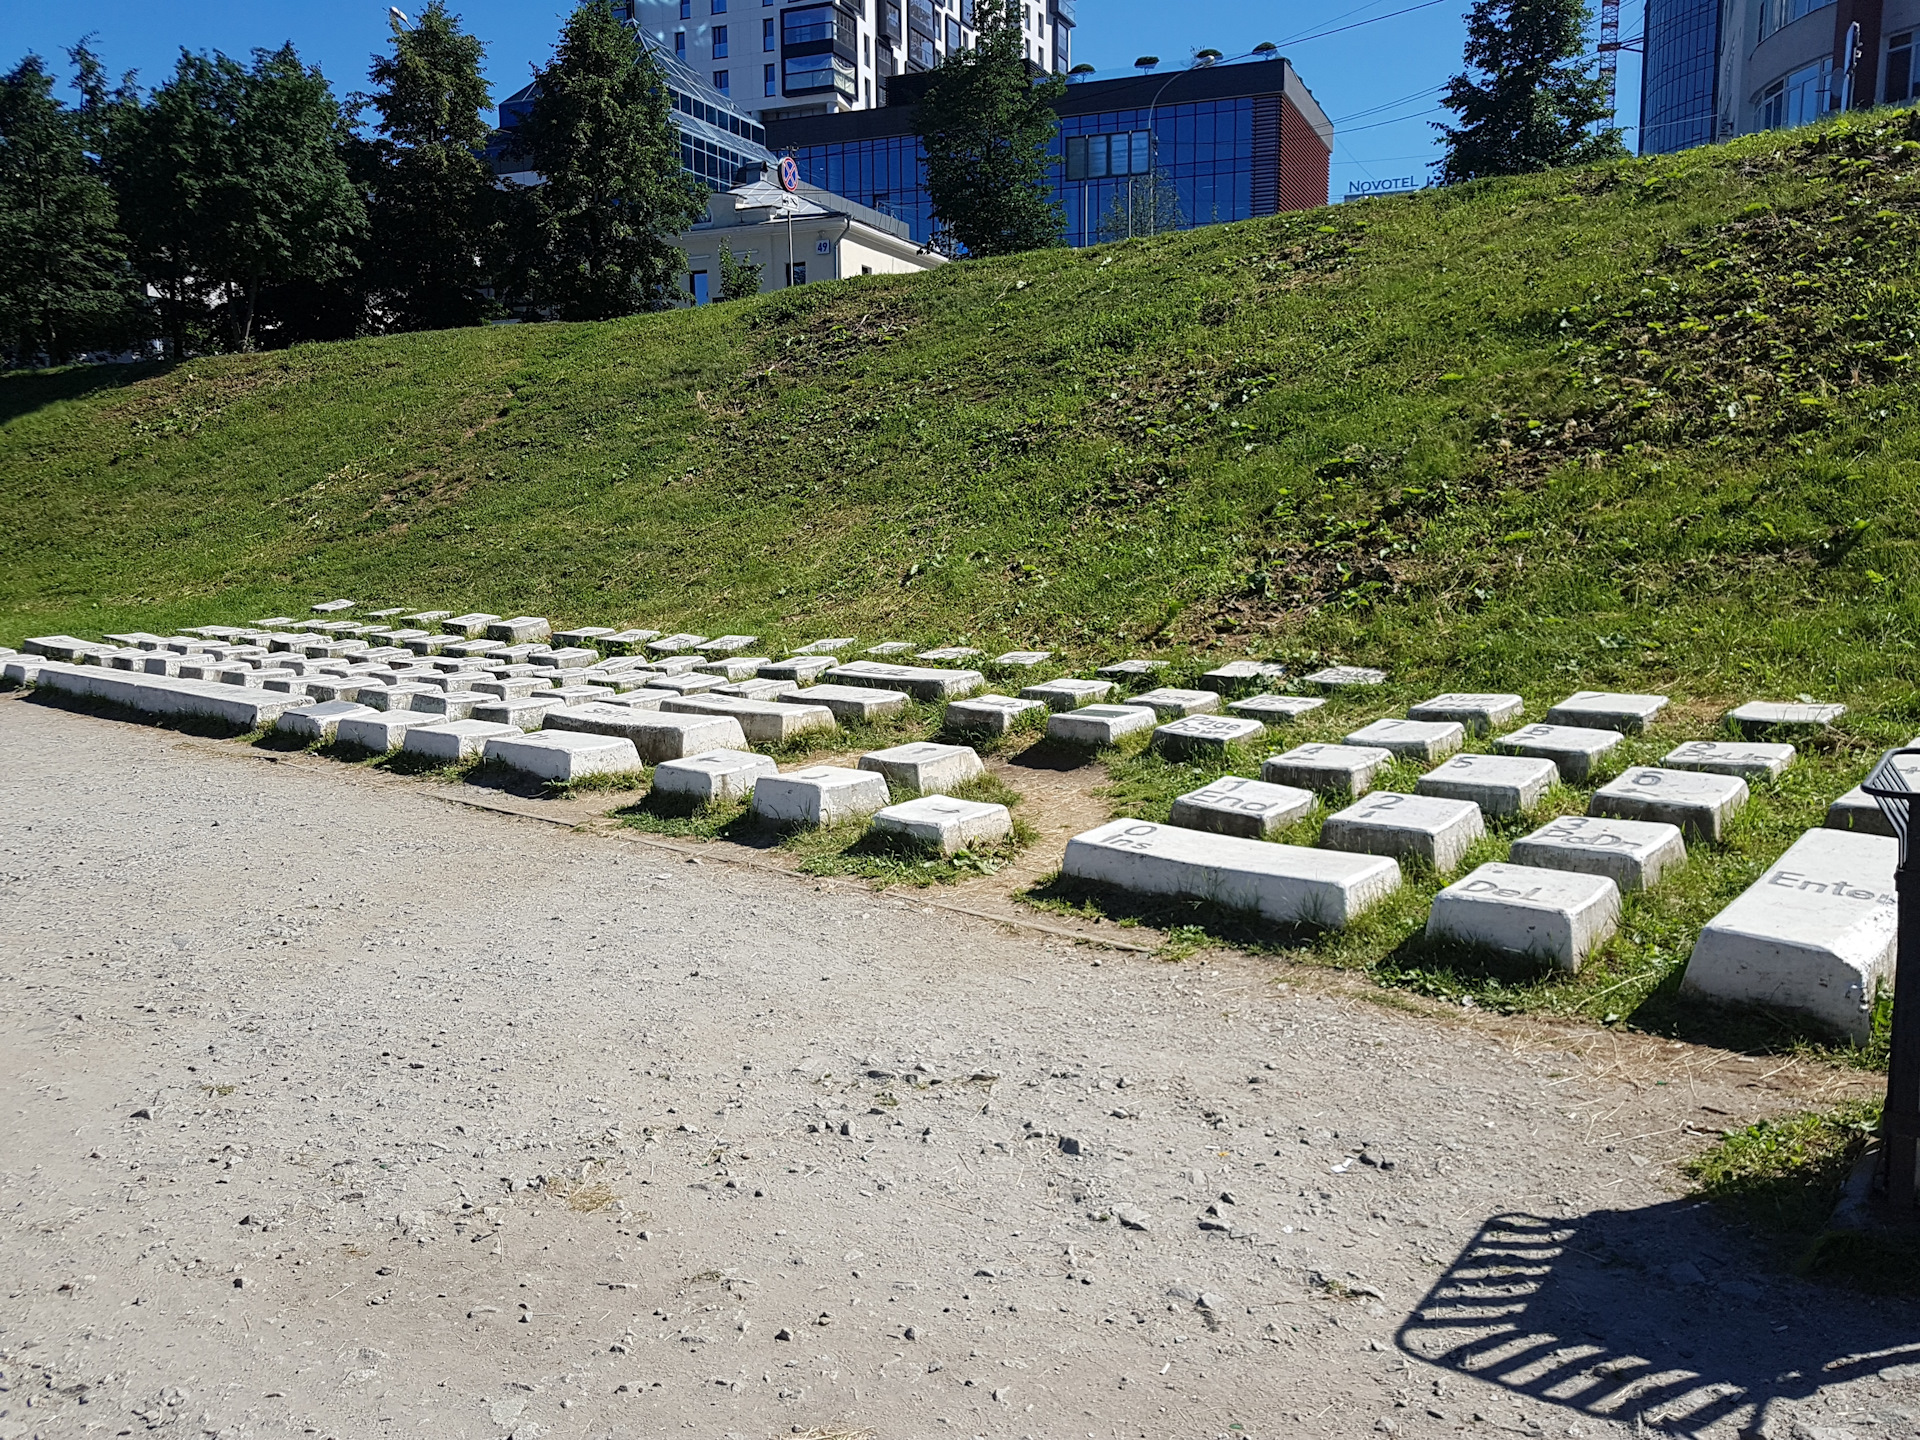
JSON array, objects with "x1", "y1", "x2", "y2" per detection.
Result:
[{"x1": 2, "y1": 694, "x2": 1915, "y2": 1440}]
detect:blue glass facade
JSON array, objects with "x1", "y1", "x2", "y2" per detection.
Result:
[
  {"x1": 776, "y1": 61, "x2": 1327, "y2": 248},
  {"x1": 1640, "y1": 0, "x2": 1719, "y2": 153}
]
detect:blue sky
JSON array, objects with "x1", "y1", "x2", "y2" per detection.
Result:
[{"x1": 0, "y1": 0, "x2": 1647, "y2": 186}]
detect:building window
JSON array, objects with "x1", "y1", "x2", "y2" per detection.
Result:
[
  {"x1": 960, "y1": 0, "x2": 972, "y2": 20},
  {"x1": 764, "y1": 17, "x2": 776, "y2": 48},
  {"x1": 689, "y1": 271, "x2": 710, "y2": 304},
  {"x1": 680, "y1": 0, "x2": 691, "y2": 16},
  {"x1": 765, "y1": 62, "x2": 778, "y2": 94},
  {"x1": 675, "y1": 29, "x2": 687, "y2": 60},
  {"x1": 865, "y1": 77, "x2": 873, "y2": 105},
  {"x1": 1889, "y1": 31, "x2": 1919, "y2": 103},
  {"x1": 1064, "y1": 130, "x2": 1153, "y2": 180},
  {"x1": 785, "y1": 52, "x2": 858, "y2": 97},
  {"x1": 714, "y1": 24, "x2": 729, "y2": 55},
  {"x1": 1757, "y1": 55, "x2": 1833, "y2": 128},
  {"x1": 786, "y1": 261, "x2": 808, "y2": 285},
  {"x1": 861, "y1": 264, "x2": 874, "y2": 274},
  {"x1": 947, "y1": 17, "x2": 961, "y2": 49},
  {"x1": 1758, "y1": 0, "x2": 1834, "y2": 42},
  {"x1": 712, "y1": 0, "x2": 727, "y2": 11},
  {"x1": 713, "y1": 68, "x2": 729, "y2": 91},
  {"x1": 783, "y1": 4, "x2": 837, "y2": 44}
]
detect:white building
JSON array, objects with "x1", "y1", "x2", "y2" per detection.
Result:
[
  {"x1": 673, "y1": 171, "x2": 945, "y2": 303},
  {"x1": 619, "y1": 0, "x2": 1073, "y2": 122}
]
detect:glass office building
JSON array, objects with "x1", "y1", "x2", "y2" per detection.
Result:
[
  {"x1": 769, "y1": 55, "x2": 1333, "y2": 249},
  {"x1": 1640, "y1": 0, "x2": 1720, "y2": 153}
]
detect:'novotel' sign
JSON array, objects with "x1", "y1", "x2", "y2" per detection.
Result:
[{"x1": 1346, "y1": 176, "x2": 1422, "y2": 197}]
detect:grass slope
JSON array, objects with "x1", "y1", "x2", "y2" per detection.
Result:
[{"x1": 4, "y1": 110, "x2": 1919, "y2": 704}]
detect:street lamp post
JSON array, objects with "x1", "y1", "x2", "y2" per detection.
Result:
[
  {"x1": 1132, "y1": 42, "x2": 1277, "y2": 240},
  {"x1": 1863, "y1": 746, "x2": 1920, "y2": 1211}
]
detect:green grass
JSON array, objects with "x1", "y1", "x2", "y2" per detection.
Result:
[{"x1": 1684, "y1": 1100, "x2": 1920, "y2": 1292}]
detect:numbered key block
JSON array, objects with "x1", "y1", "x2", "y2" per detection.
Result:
[
  {"x1": 651, "y1": 749, "x2": 777, "y2": 805},
  {"x1": 859, "y1": 741, "x2": 985, "y2": 793},
  {"x1": 1168, "y1": 776, "x2": 1315, "y2": 839},
  {"x1": 1590, "y1": 766, "x2": 1748, "y2": 843},
  {"x1": 1662, "y1": 739, "x2": 1795, "y2": 780},
  {"x1": 1019, "y1": 677, "x2": 1114, "y2": 711},
  {"x1": 1344, "y1": 717, "x2": 1464, "y2": 762},
  {"x1": 1406, "y1": 692, "x2": 1524, "y2": 735},
  {"x1": 1153, "y1": 714, "x2": 1267, "y2": 759},
  {"x1": 1228, "y1": 694, "x2": 1326, "y2": 726},
  {"x1": 945, "y1": 694, "x2": 1046, "y2": 735},
  {"x1": 775, "y1": 683, "x2": 909, "y2": 723},
  {"x1": 1492, "y1": 723, "x2": 1624, "y2": 783},
  {"x1": 1199, "y1": 660, "x2": 1288, "y2": 694},
  {"x1": 753, "y1": 765, "x2": 891, "y2": 826},
  {"x1": 1726, "y1": 700, "x2": 1846, "y2": 735},
  {"x1": 1262, "y1": 743, "x2": 1394, "y2": 797},
  {"x1": 873, "y1": 795, "x2": 1012, "y2": 853},
  {"x1": 544, "y1": 708, "x2": 746, "y2": 762},
  {"x1": 1426, "y1": 863, "x2": 1621, "y2": 972},
  {"x1": 1047, "y1": 704, "x2": 1158, "y2": 746},
  {"x1": 1063, "y1": 820, "x2": 1401, "y2": 928},
  {"x1": 1507, "y1": 814, "x2": 1685, "y2": 892},
  {"x1": 403, "y1": 719, "x2": 519, "y2": 763},
  {"x1": 661, "y1": 695, "x2": 837, "y2": 744},
  {"x1": 276, "y1": 700, "x2": 377, "y2": 743},
  {"x1": 335, "y1": 712, "x2": 436, "y2": 754},
  {"x1": 1681, "y1": 828, "x2": 1897, "y2": 1042},
  {"x1": 824, "y1": 660, "x2": 985, "y2": 701},
  {"x1": 1303, "y1": 666, "x2": 1386, "y2": 689},
  {"x1": 1321, "y1": 792, "x2": 1485, "y2": 872},
  {"x1": 1416, "y1": 752, "x2": 1558, "y2": 817},
  {"x1": 1127, "y1": 688, "x2": 1221, "y2": 719},
  {"x1": 758, "y1": 656, "x2": 837, "y2": 683},
  {"x1": 1545, "y1": 690, "x2": 1668, "y2": 734}
]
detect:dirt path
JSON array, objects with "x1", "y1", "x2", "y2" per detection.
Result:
[{"x1": 1, "y1": 695, "x2": 1914, "y2": 1440}]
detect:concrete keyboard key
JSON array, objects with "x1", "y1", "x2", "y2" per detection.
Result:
[
  {"x1": 1491, "y1": 723, "x2": 1624, "y2": 783},
  {"x1": 1320, "y1": 791, "x2": 1485, "y2": 872},
  {"x1": 482, "y1": 730, "x2": 642, "y2": 782},
  {"x1": 1507, "y1": 814, "x2": 1685, "y2": 892},
  {"x1": 1415, "y1": 752, "x2": 1558, "y2": 816},
  {"x1": 823, "y1": 661, "x2": 985, "y2": 700},
  {"x1": 1426, "y1": 862, "x2": 1620, "y2": 972},
  {"x1": 1545, "y1": 690, "x2": 1668, "y2": 734},
  {"x1": 1168, "y1": 777, "x2": 1314, "y2": 839},
  {"x1": 544, "y1": 706, "x2": 746, "y2": 761},
  {"x1": 1589, "y1": 766, "x2": 1747, "y2": 843}
]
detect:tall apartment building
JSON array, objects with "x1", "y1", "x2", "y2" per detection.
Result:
[
  {"x1": 1642, "y1": 0, "x2": 1920, "y2": 152},
  {"x1": 620, "y1": 0, "x2": 1073, "y2": 122}
]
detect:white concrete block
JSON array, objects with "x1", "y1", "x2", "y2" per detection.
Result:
[
  {"x1": 792, "y1": 637, "x2": 856, "y2": 655},
  {"x1": 310, "y1": 598, "x2": 355, "y2": 613},
  {"x1": 401, "y1": 719, "x2": 519, "y2": 762},
  {"x1": 401, "y1": 634, "x2": 460, "y2": 655},
  {"x1": 992, "y1": 650, "x2": 1052, "y2": 668},
  {"x1": 1491, "y1": 723, "x2": 1624, "y2": 782},
  {"x1": 1168, "y1": 776, "x2": 1314, "y2": 839},
  {"x1": 662, "y1": 694, "x2": 836, "y2": 743},
  {"x1": 1727, "y1": 701, "x2": 1846, "y2": 734},
  {"x1": 534, "y1": 646, "x2": 600, "y2": 669},
  {"x1": 1507, "y1": 814, "x2": 1687, "y2": 892},
  {"x1": 1321, "y1": 791, "x2": 1485, "y2": 871},
  {"x1": 696, "y1": 634, "x2": 759, "y2": 654},
  {"x1": 471, "y1": 676, "x2": 550, "y2": 700},
  {"x1": 1661, "y1": 739, "x2": 1795, "y2": 780},
  {"x1": 1153, "y1": 714, "x2": 1267, "y2": 758},
  {"x1": 1062, "y1": 820, "x2": 1401, "y2": 928},
  {"x1": 1546, "y1": 690, "x2": 1669, "y2": 734},
  {"x1": 636, "y1": 654, "x2": 703, "y2": 675},
  {"x1": 601, "y1": 690, "x2": 671, "y2": 711},
  {"x1": 470, "y1": 696, "x2": 567, "y2": 731},
  {"x1": 1344, "y1": 718, "x2": 1464, "y2": 761},
  {"x1": 693, "y1": 656, "x2": 769, "y2": 680},
  {"x1": 445, "y1": 639, "x2": 506, "y2": 659},
  {"x1": 651, "y1": 749, "x2": 777, "y2": 804},
  {"x1": 543, "y1": 707, "x2": 745, "y2": 762},
  {"x1": 1228, "y1": 694, "x2": 1326, "y2": 726},
  {"x1": 824, "y1": 661, "x2": 984, "y2": 700},
  {"x1": 1303, "y1": 666, "x2": 1386, "y2": 689},
  {"x1": 647, "y1": 633, "x2": 707, "y2": 653},
  {"x1": 553, "y1": 626, "x2": 617, "y2": 646},
  {"x1": 1590, "y1": 766, "x2": 1748, "y2": 842},
  {"x1": 945, "y1": 693, "x2": 1047, "y2": 734},
  {"x1": 715, "y1": 678, "x2": 790, "y2": 700},
  {"x1": 411, "y1": 690, "x2": 489, "y2": 721},
  {"x1": 1046, "y1": 704, "x2": 1158, "y2": 746},
  {"x1": 758, "y1": 656, "x2": 836, "y2": 683},
  {"x1": 1020, "y1": 678, "x2": 1114, "y2": 711},
  {"x1": 1128, "y1": 688, "x2": 1221, "y2": 719},
  {"x1": 1406, "y1": 692, "x2": 1525, "y2": 735},
  {"x1": 1198, "y1": 660, "x2": 1289, "y2": 694},
  {"x1": 1095, "y1": 659, "x2": 1167, "y2": 683},
  {"x1": 276, "y1": 701, "x2": 378, "y2": 742},
  {"x1": 637, "y1": 672, "x2": 725, "y2": 695},
  {"x1": 363, "y1": 684, "x2": 434, "y2": 712},
  {"x1": 1415, "y1": 752, "x2": 1559, "y2": 816},
  {"x1": 484, "y1": 616, "x2": 551, "y2": 643},
  {"x1": 335, "y1": 712, "x2": 436, "y2": 753},
  {"x1": 864, "y1": 641, "x2": 916, "y2": 655},
  {"x1": 403, "y1": 611, "x2": 453, "y2": 624},
  {"x1": 917, "y1": 646, "x2": 983, "y2": 662},
  {"x1": 2, "y1": 658, "x2": 49, "y2": 686},
  {"x1": 1681, "y1": 828, "x2": 1898, "y2": 1041},
  {"x1": 34, "y1": 665, "x2": 303, "y2": 729},
  {"x1": 23, "y1": 635, "x2": 102, "y2": 661},
  {"x1": 873, "y1": 795, "x2": 1013, "y2": 852},
  {"x1": 440, "y1": 612, "x2": 501, "y2": 637},
  {"x1": 544, "y1": 684, "x2": 616, "y2": 706},
  {"x1": 1427, "y1": 863, "x2": 1621, "y2": 971},
  {"x1": 859, "y1": 741, "x2": 985, "y2": 793},
  {"x1": 483, "y1": 729, "x2": 642, "y2": 782},
  {"x1": 753, "y1": 765, "x2": 891, "y2": 826},
  {"x1": 1822, "y1": 747, "x2": 1920, "y2": 836},
  {"x1": 773, "y1": 683, "x2": 909, "y2": 722},
  {"x1": 1261, "y1": 743, "x2": 1394, "y2": 797},
  {"x1": 602, "y1": 628, "x2": 661, "y2": 647}
]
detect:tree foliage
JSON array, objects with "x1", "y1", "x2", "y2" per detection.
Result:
[
  {"x1": 912, "y1": 0, "x2": 1064, "y2": 257},
  {"x1": 1094, "y1": 167, "x2": 1186, "y2": 244},
  {"x1": 359, "y1": 2, "x2": 504, "y2": 331},
  {"x1": 0, "y1": 47, "x2": 139, "y2": 365},
  {"x1": 520, "y1": 0, "x2": 706, "y2": 321},
  {"x1": 1435, "y1": 0, "x2": 1625, "y2": 185},
  {"x1": 716, "y1": 240, "x2": 763, "y2": 302}
]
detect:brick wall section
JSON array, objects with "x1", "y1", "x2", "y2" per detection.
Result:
[{"x1": 1278, "y1": 96, "x2": 1331, "y2": 211}]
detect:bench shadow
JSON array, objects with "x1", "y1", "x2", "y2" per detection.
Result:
[
  {"x1": 1004, "y1": 735, "x2": 1100, "y2": 772},
  {"x1": 1396, "y1": 1206, "x2": 1920, "y2": 1436},
  {"x1": 1020, "y1": 873, "x2": 1328, "y2": 950}
]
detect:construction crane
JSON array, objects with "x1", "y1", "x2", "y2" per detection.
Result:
[{"x1": 1597, "y1": 0, "x2": 1623, "y2": 120}]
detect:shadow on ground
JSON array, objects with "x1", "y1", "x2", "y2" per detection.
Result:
[{"x1": 1398, "y1": 1207, "x2": 1920, "y2": 1436}]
